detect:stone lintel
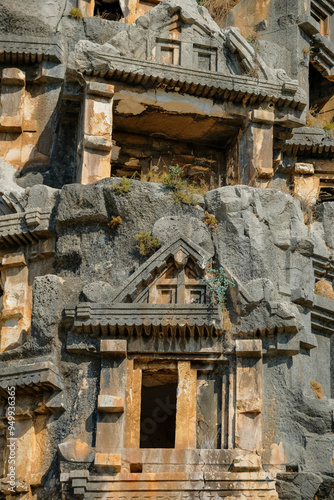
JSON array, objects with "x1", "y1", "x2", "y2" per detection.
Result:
[
  {"x1": 98, "y1": 395, "x2": 125, "y2": 413},
  {"x1": 100, "y1": 339, "x2": 127, "y2": 356},
  {"x1": 236, "y1": 339, "x2": 262, "y2": 357},
  {"x1": 94, "y1": 453, "x2": 122, "y2": 472},
  {"x1": 86, "y1": 82, "x2": 115, "y2": 99},
  {"x1": 1, "y1": 67, "x2": 25, "y2": 86}
]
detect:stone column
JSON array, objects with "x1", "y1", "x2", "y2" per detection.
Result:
[
  {"x1": 0, "y1": 68, "x2": 25, "y2": 134},
  {"x1": 239, "y1": 109, "x2": 275, "y2": 186},
  {"x1": 77, "y1": 82, "x2": 114, "y2": 185},
  {"x1": 235, "y1": 339, "x2": 263, "y2": 454},
  {"x1": 95, "y1": 340, "x2": 127, "y2": 472},
  {"x1": 175, "y1": 361, "x2": 197, "y2": 449},
  {"x1": 0, "y1": 251, "x2": 29, "y2": 352},
  {"x1": 124, "y1": 360, "x2": 142, "y2": 449}
]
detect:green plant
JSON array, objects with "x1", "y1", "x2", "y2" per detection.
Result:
[
  {"x1": 202, "y1": 267, "x2": 235, "y2": 307},
  {"x1": 323, "y1": 122, "x2": 334, "y2": 132},
  {"x1": 108, "y1": 216, "x2": 122, "y2": 229},
  {"x1": 114, "y1": 177, "x2": 131, "y2": 195},
  {"x1": 203, "y1": 211, "x2": 218, "y2": 230},
  {"x1": 163, "y1": 165, "x2": 198, "y2": 205},
  {"x1": 70, "y1": 7, "x2": 83, "y2": 19},
  {"x1": 135, "y1": 231, "x2": 160, "y2": 257},
  {"x1": 162, "y1": 165, "x2": 184, "y2": 189}
]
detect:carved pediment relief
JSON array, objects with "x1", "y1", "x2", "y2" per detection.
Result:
[
  {"x1": 101, "y1": 0, "x2": 241, "y2": 75},
  {"x1": 70, "y1": 236, "x2": 223, "y2": 335},
  {"x1": 112, "y1": 235, "x2": 212, "y2": 303}
]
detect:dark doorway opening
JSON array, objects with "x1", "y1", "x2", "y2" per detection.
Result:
[
  {"x1": 140, "y1": 369, "x2": 178, "y2": 448},
  {"x1": 94, "y1": 0, "x2": 123, "y2": 21}
]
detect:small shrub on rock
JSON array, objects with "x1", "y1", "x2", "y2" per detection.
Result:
[
  {"x1": 70, "y1": 7, "x2": 83, "y2": 19},
  {"x1": 203, "y1": 211, "x2": 218, "y2": 230},
  {"x1": 114, "y1": 177, "x2": 131, "y2": 195},
  {"x1": 135, "y1": 232, "x2": 160, "y2": 257},
  {"x1": 108, "y1": 216, "x2": 122, "y2": 229},
  {"x1": 163, "y1": 165, "x2": 198, "y2": 206}
]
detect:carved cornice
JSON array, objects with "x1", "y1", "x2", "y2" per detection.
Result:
[
  {"x1": 74, "y1": 50, "x2": 306, "y2": 111},
  {"x1": 0, "y1": 361, "x2": 63, "y2": 392},
  {"x1": 0, "y1": 35, "x2": 64, "y2": 64},
  {"x1": 68, "y1": 303, "x2": 223, "y2": 335},
  {"x1": 311, "y1": 33, "x2": 334, "y2": 80},
  {"x1": 0, "y1": 208, "x2": 54, "y2": 247},
  {"x1": 283, "y1": 127, "x2": 334, "y2": 157}
]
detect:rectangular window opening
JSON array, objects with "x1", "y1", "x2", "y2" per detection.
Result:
[{"x1": 140, "y1": 369, "x2": 178, "y2": 448}]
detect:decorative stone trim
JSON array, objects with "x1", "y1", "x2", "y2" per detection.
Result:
[
  {"x1": 77, "y1": 52, "x2": 306, "y2": 111},
  {"x1": 311, "y1": 33, "x2": 334, "y2": 80},
  {"x1": 0, "y1": 208, "x2": 54, "y2": 247},
  {"x1": 0, "y1": 361, "x2": 64, "y2": 392},
  {"x1": 72, "y1": 303, "x2": 223, "y2": 334},
  {"x1": 0, "y1": 35, "x2": 64, "y2": 64}
]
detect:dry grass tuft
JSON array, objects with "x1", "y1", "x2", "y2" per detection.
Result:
[
  {"x1": 135, "y1": 231, "x2": 160, "y2": 257},
  {"x1": 197, "y1": 0, "x2": 241, "y2": 26},
  {"x1": 310, "y1": 379, "x2": 325, "y2": 399},
  {"x1": 315, "y1": 279, "x2": 334, "y2": 300},
  {"x1": 108, "y1": 216, "x2": 122, "y2": 229},
  {"x1": 113, "y1": 177, "x2": 131, "y2": 195},
  {"x1": 70, "y1": 7, "x2": 83, "y2": 19},
  {"x1": 294, "y1": 193, "x2": 315, "y2": 226}
]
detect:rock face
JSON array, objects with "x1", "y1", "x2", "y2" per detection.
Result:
[{"x1": 0, "y1": 1, "x2": 334, "y2": 500}]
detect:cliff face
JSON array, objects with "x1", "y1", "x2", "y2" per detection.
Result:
[{"x1": 0, "y1": 1, "x2": 334, "y2": 499}]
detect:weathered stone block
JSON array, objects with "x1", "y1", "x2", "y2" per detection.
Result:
[
  {"x1": 87, "y1": 82, "x2": 115, "y2": 98},
  {"x1": 295, "y1": 163, "x2": 315, "y2": 174},
  {"x1": 98, "y1": 395, "x2": 125, "y2": 412},
  {"x1": 94, "y1": 453, "x2": 122, "y2": 472},
  {"x1": 100, "y1": 339, "x2": 127, "y2": 356},
  {"x1": 250, "y1": 109, "x2": 275, "y2": 125},
  {"x1": 0, "y1": 252, "x2": 26, "y2": 269},
  {"x1": 236, "y1": 339, "x2": 262, "y2": 357},
  {"x1": 1, "y1": 68, "x2": 25, "y2": 85}
]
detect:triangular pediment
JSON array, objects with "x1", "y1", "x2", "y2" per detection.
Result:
[
  {"x1": 111, "y1": 235, "x2": 212, "y2": 304},
  {"x1": 102, "y1": 0, "x2": 257, "y2": 76}
]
